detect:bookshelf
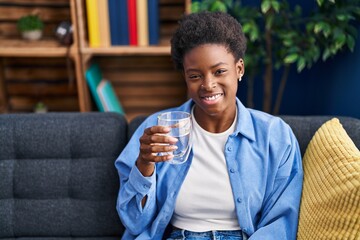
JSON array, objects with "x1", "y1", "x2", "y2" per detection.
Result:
[
  {"x1": 76, "y1": 0, "x2": 191, "y2": 121},
  {"x1": 0, "y1": 0, "x2": 191, "y2": 121}
]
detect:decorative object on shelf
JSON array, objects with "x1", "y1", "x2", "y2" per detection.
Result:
[
  {"x1": 54, "y1": 21, "x2": 75, "y2": 91},
  {"x1": 55, "y1": 21, "x2": 73, "y2": 46},
  {"x1": 17, "y1": 14, "x2": 44, "y2": 41}
]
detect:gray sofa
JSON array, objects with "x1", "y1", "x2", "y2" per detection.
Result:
[{"x1": 0, "y1": 112, "x2": 359, "y2": 239}]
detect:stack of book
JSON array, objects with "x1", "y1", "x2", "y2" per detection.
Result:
[
  {"x1": 86, "y1": 0, "x2": 159, "y2": 47},
  {"x1": 85, "y1": 63, "x2": 125, "y2": 114}
]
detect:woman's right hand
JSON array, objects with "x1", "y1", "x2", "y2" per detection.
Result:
[{"x1": 136, "y1": 125, "x2": 178, "y2": 176}]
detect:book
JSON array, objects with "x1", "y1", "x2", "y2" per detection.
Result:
[
  {"x1": 148, "y1": 0, "x2": 159, "y2": 45},
  {"x1": 119, "y1": 0, "x2": 130, "y2": 45},
  {"x1": 108, "y1": 0, "x2": 120, "y2": 45},
  {"x1": 108, "y1": 0, "x2": 129, "y2": 45},
  {"x1": 86, "y1": 0, "x2": 101, "y2": 48},
  {"x1": 127, "y1": 0, "x2": 138, "y2": 46},
  {"x1": 136, "y1": 0, "x2": 149, "y2": 46},
  {"x1": 97, "y1": 80, "x2": 125, "y2": 114},
  {"x1": 97, "y1": 0, "x2": 111, "y2": 47},
  {"x1": 85, "y1": 63, "x2": 104, "y2": 111}
]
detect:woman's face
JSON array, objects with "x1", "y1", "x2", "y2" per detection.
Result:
[{"x1": 183, "y1": 44, "x2": 244, "y2": 119}]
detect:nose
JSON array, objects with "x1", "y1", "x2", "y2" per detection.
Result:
[{"x1": 201, "y1": 75, "x2": 216, "y2": 90}]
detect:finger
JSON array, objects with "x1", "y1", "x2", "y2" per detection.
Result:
[
  {"x1": 140, "y1": 133, "x2": 178, "y2": 145},
  {"x1": 140, "y1": 143, "x2": 178, "y2": 155},
  {"x1": 140, "y1": 152, "x2": 175, "y2": 163},
  {"x1": 144, "y1": 125, "x2": 171, "y2": 135}
]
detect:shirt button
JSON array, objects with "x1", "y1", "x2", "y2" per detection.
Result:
[
  {"x1": 143, "y1": 184, "x2": 149, "y2": 189},
  {"x1": 243, "y1": 228, "x2": 247, "y2": 233},
  {"x1": 230, "y1": 168, "x2": 235, "y2": 173},
  {"x1": 227, "y1": 146, "x2": 232, "y2": 151},
  {"x1": 237, "y1": 197, "x2": 242, "y2": 203}
]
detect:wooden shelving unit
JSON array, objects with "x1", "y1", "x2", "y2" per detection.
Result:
[
  {"x1": 80, "y1": 46, "x2": 171, "y2": 56},
  {"x1": 0, "y1": 39, "x2": 77, "y2": 58},
  {"x1": 0, "y1": 0, "x2": 191, "y2": 121}
]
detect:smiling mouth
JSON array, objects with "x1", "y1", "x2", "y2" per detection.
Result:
[{"x1": 201, "y1": 93, "x2": 223, "y2": 101}]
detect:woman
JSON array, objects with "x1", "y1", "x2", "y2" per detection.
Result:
[{"x1": 115, "y1": 11, "x2": 303, "y2": 240}]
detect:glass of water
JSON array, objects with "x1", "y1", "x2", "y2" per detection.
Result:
[{"x1": 157, "y1": 111, "x2": 192, "y2": 164}]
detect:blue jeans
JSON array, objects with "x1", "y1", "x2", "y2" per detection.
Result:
[{"x1": 167, "y1": 229, "x2": 247, "y2": 240}]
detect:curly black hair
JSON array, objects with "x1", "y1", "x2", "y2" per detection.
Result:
[{"x1": 170, "y1": 11, "x2": 247, "y2": 71}]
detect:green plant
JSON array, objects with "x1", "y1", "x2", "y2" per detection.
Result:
[
  {"x1": 17, "y1": 14, "x2": 44, "y2": 32},
  {"x1": 192, "y1": 0, "x2": 360, "y2": 114}
]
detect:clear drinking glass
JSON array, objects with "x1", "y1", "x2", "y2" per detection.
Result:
[{"x1": 157, "y1": 111, "x2": 192, "y2": 164}]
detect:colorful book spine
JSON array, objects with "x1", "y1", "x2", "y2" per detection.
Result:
[
  {"x1": 136, "y1": 0, "x2": 149, "y2": 46},
  {"x1": 148, "y1": 0, "x2": 159, "y2": 45},
  {"x1": 119, "y1": 0, "x2": 129, "y2": 45},
  {"x1": 97, "y1": 80, "x2": 108, "y2": 109},
  {"x1": 108, "y1": 0, "x2": 129, "y2": 45},
  {"x1": 127, "y1": 0, "x2": 138, "y2": 46},
  {"x1": 108, "y1": 0, "x2": 120, "y2": 45},
  {"x1": 85, "y1": 64, "x2": 104, "y2": 111},
  {"x1": 97, "y1": 80, "x2": 125, "y2": 114},
  {"x1": 98, "y1": 0, "x2": 111, "y2": 47},
  {"x1": 86, "y1": 0, "x2": 101, "y2": 48}
]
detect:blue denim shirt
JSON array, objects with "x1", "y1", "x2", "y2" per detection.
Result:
[{"x1": 115, "y1": 98, "x2": 303, "y2": 240}]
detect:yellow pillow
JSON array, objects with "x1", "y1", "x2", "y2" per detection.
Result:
[{"x1": 297, "y1": 118, "x2": 360, "y2": 239}]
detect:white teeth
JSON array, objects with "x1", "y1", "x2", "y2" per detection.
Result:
[{"x1": 204, "y1": 94, "x2": 222, "y2": 101}]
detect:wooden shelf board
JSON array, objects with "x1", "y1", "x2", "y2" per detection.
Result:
[
  {"x1": 0, "y1": 39, "x2": 76, "y2": 57},
  {"x1": 81, "y1": 46, "x2": 171, "y2": 56}
]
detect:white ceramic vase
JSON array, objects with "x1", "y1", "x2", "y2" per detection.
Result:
[{"x1": 22, "y1": 30, "x2": 43, "y2": 41}]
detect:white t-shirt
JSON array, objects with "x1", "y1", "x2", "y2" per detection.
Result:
[{"x1": 170, "y1": 107, "x2": 240, "y2": 232}]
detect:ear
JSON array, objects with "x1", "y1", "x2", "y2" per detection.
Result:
[{"x1": 236, "y1": 58, "x2": 245, "y2": 78}]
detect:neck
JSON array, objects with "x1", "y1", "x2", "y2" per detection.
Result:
[{"x1": 193, "y1": 105, "x2": 237, "y2": 133}]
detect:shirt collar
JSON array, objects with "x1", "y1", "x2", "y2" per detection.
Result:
[
  {"x1": 178, "y1": 98, "x2": 256, "y2": 142},
  {"x1": 234, "y1": 98, "x2": 256, "y2": 141}
]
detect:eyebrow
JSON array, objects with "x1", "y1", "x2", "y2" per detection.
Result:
[
  {"x1": 211, "y1": 62, "x2": 228, "y2": 68},
  {"x1": 185, "y1": 62, "x2": 228, "y2": 74}
]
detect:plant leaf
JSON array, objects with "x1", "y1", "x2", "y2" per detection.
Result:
[
  {"x1": 210, "y1": 0, "x2": 227, "y2": 12},
  {"x1": 297, "y1": 57, "x2": 306, "y2": 72},
  {"x1": 191, "y1": 2, "x2": 201, "y2": 13},
  {"x1": 271, "y1": 1, "x2": 281, "y2": 13},
  {"x1": 265, "y1": 15, "x2": 274, "y2": 30},
  {"x1": 347, "y1": 35, "x2": 355, "y2": 51},
  {"x1": 322, "y1": 48, "x2": 331, "y2": 61},
  {"x1": 284, "y1": 53, "x2": 299, "y2": 64},
  {"x1": 261, "y1": 0, "x2": 271, "y2": 14},
  {"x1": 243, "y1": 23, "x2": 252, "y2": 33},
  {"x1": 314, "y1": 22, "x2": 330, "y2": 36},
  {"x1": 336, "y1": 14, "x2": 354, "y2": 21},
  {"x1": 317, "y1": 0, "x2": 324, "y2": 6}
]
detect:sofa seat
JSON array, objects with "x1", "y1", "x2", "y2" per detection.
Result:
[{"x1": 0, "y1": 113, "x2": 127, "y2": 239}]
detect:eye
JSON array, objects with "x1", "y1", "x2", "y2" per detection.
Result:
[
  {"x1": 188, "y1": 74, "x2": 201, "y2": 80},
  {"x1": 215, "y1": 69, "x2": 227, "y2": 75}
]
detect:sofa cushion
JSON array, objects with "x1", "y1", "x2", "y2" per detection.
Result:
[
  {"x1": 0, "y1": 113, "x2": 127, "y2": 239},
  {"x1": 297, "y1": 118, "x2": 360, "y2": 239}
]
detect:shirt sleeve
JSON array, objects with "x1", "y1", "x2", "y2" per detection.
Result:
[
  {"x1": 250, "y1": 121, "x2": 304, "y2": 240},
  {"x1": 114, "y1": 119, "x2": 158, "y2": 236}
]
